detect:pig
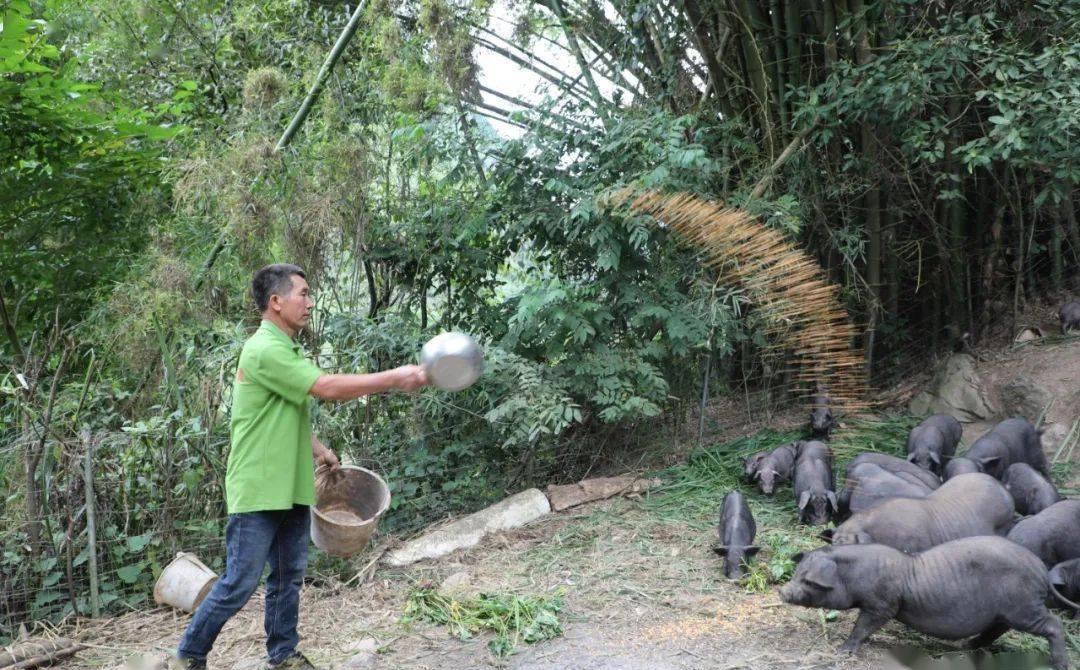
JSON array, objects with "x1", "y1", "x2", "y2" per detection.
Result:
[
  {"x1": 1048, "y1": 559, "x2": 1080, "y2": 617},
  {"x1": 713, "y1": 491, "x2": 759, "y2": 579},
  {"x1": 905, "y1": 414, "x2": 962, "y2": 476},
  {"x1": 742, "y1": 451, "x2": 769, "y2": 482},
  {"x1": 965, "y1": 417, "x2": 1048, "y2": 479},
  {"x1": 829, "y1": 473, "x2": 1014, "y2": 553},
  {"x1": 844, "y1": 452, "x2": 941, "y2": 491},
  {"x1": 1060, "y1": 301, "x2": 1080, "y2": 335},
  {"x1": 945, "y1": 456, "x2": 979, "y2": 480},
  {"x1": 1003, "y1": 463, "x2": 1061, "y2": 516},
  {"x1": 809, "y1": 395, "x2": 835, "y2": 439},
  {"x1": 835, "y1": 461, "x2": 936, "y2": 521},
  {"x1": 1007, "y1": 500, "x2": 1080, "y2": 567},
  {"x1": 793, "y1": 440, "x2": 837, "y2": 525},
  {"x1": 750, "y1": 443, "x2": 797, "y2": 495},
  {"x1": 779, "y1": 536, "x2": 1069, "y2": 670}
]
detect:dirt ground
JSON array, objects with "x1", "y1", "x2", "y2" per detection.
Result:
[
  {"x1": 46, "y1": 309, "x2": 1080, "y2": 670},
  {"x1": 52, "y1": 493, "x2": 1067, "y2": 670}
]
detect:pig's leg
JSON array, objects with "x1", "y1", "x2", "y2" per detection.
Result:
[
  {"x1": 838, "y1": 609, "x2": 892, "y2": 654},
  {"x1": 1008, "y1": 610, "x2": 1068, "y2": 670},
  {"x1": 967, "y1": 622, "x2": 1008, "y2": 649}
]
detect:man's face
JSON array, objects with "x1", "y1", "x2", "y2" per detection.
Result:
[{"x1": 271, "y1": 274, "x2": 314, "y2": 334}]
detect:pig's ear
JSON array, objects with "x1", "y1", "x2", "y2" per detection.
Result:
[
  {"x1": 826, "y1": 491, "x2": 839, "y2": 511},
  {"x1": 906, "y1": 452, "x2": 918, "y2": 463},
  {"x1": 978, "y1": 456, "x2": 1000, "y2": 471},
  {"x1": 819, "y1": 528, "x2": 834, "y2": 543},
  {"x1": 744, "y1": 545, "x2": 761, "y2": 557},
  {"x1": 713, "y1": 545, "x2": 728, "y2": 556},
  {"x1": 801, "y1": 558, "x2": 839, "y2": 590},
  {"x1": 797, "y1": 490, "x2": 812, "y2": 510},
  {"x1": 929, "y1": 452, "x2": 941, "y2": 466},
  {"x1": 791, "y1": 551, "x2": 806, "y2": 564}
]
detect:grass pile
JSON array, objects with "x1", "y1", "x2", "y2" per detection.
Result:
[{"x1": 400, "y1": 587, "x2": 564, "y2": 657}]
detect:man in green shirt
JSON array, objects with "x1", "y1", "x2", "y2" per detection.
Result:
[{"x1": 176, "y1": 264, "x2": 427, "y2": 670}]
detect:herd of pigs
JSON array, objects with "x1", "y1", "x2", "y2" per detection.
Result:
[{"x1": 714, "y1": 406, "x2": 1080, "y2": 670}]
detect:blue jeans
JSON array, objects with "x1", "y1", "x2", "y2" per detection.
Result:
[{"x1": 178, "y1": 505, "x2": 310, "y2": 665}]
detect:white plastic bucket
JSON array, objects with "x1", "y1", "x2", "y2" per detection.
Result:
[{"x1": 153, "y1": 552, "x2": 218, "y2": 613}]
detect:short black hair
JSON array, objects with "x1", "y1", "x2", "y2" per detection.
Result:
[{"x1": 252, "y1": 263, "x2": 306, "y2": 312}]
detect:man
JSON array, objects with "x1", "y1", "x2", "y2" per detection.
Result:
[{"x1": 176, "y1": 264, "x2": 427, "y2": 670}]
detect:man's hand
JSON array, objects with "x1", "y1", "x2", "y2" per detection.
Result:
[
  {"x1": 312, "y1": 436, "x2": 340, "y2": 471},
  {"x1": 394, "y1": 364, "x2": 429, "y2": 392}
]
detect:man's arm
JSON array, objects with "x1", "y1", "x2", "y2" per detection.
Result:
[{"x1": 309, "y1": 364, "x2": 428, "y2": 401}]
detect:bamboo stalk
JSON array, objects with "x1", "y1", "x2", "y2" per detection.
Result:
[
  {"x1": 83, "y1": 430, "x2": 100, "y2": 618},
  {"x1": 275, "y1": 1, "x2": 367, "y2": 152}
]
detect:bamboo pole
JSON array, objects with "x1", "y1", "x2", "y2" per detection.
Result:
[
  {"x1": 82, "y1": 430, "x2": 100, "y2": 618},
  {"x1": 275, "y1": 1, "x2": 367, "y2": 152}
]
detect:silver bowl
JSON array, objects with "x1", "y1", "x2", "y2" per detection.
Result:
[{"x1": 420, "y1": 332, "x2": 484, "y2": 391}]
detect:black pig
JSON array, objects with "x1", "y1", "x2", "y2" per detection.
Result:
[
  {"x1": 794, "y1": 440, "x2": 836, "y2": 525},
  {"x1": 836, "y1": 461, "x2": 935, "y2": 521},
  {"x1": 713, "y1": 491, "x2": 759, "y2": 579},
  {"x1": 779, "y1": 537, "x2": 1069, "y2": 669},
  {"x1": 751, "y1": 443, "x2": 797, "y2": 495},
  {"x1": 1049, "y1": 559, "x2": 1080, "y2": 618},
  {"x1": 945, "y1": 456, "x2": 979, "y2": 480},
  {"x1": 742, "y1": 451, "x2": 769, "y2": 482},
  {"x1": 906, "y1": 414, "x2": 962, "y2": 476},
  {"x1": 844, "y1": 452, "x2": 941, "y2": 491},
  {"x1": 965, "y1": 417, "x2": 1048, "y2": 479},
  {"x1": 1060, "y1": 301, "x2": 1080, "y2": 335},
  {"x1": 830, "y1": 473, "x2": 1013, "y2": 553},
  {"x1": 1008, "y1": 500, "x2": 1080, "y2": 567},
  {"x1": 1004, "y1": 462, "x2": 1061, "y2": 516},
  {"x1": 809, "y1": 395, "x2": 835, "y2": 439}
]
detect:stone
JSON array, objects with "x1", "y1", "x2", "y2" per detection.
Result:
[
  {"x1": 383, "y1": 489, "x2": 551, "y2": 566},
  {"x1": 998, "y1": 376, "x2": 1053, "y2": 422},
  {"x1": 908, "y1": 354, "x2": 998, "y2": 422},
  {"x1": 545, "y1": 476, "x2": 662, "y2": 512},
  {"x1": 338, "y1": 639, "x2": 378, "y2": 670}
]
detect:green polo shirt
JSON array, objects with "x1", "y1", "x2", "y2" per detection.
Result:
[{"x1": 226, "y1": 320, "x2": 323, "y2": 514}]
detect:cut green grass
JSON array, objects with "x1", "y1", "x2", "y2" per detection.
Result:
[{"x1": 401, "y1": 588, "x2": 564, "y2": 657}]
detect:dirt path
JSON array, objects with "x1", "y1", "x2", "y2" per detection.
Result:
[{"x1": 56, "y1": 495, "x2": 1067, "y2": 670}]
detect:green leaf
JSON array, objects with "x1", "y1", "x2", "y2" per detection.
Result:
[{"x1": 116, "y1": 563, "x2": 145, "y2": 584}]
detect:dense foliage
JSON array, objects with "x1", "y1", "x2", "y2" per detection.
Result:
[{"x1": 1, "y1": 0, "x2": 1077, "y2": 640}]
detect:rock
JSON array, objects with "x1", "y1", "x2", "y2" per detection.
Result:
[
  {"x1": 1014, "y1": 326, "x2": 1044, "y2": 343},
  {"x1": 545, "y1": 476, "x2": 662, "y2": 512},
  {"x1": 908, "y1": 354, "x2": 998, "y2": 422},
  {"x1": 998, "y1": 376, "x2": 1053, "y2": 421},
  {"x1": 338, "y1": 639, "x2": 378, "y2": 670},
  {"x1": 383, "y1": 489, "x2": 551, "y2": 566}
]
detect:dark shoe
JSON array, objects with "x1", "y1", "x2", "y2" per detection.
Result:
[
  {"x1": 266, "y1": 652, "x2": 318, "y2": 670},
  {"x1": 166, "y1": 653, "x2": 206, "y2": 670}
]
